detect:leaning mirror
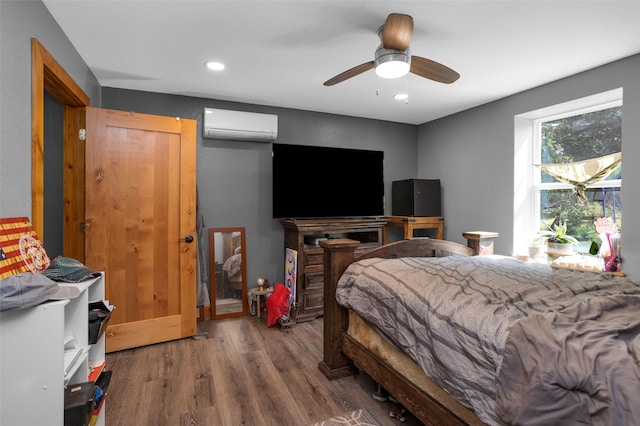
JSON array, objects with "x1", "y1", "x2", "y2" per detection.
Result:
[{"x1": 209, "y1": 227, "x2": 248, "y2": 319}]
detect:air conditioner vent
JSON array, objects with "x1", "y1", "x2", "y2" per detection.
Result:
[{"x1": 203, "y1": 108, "x2": 278, "y2": 142}]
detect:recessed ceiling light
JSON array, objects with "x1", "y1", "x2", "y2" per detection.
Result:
[
  {"x1": 206, "y1": 61, "x2": 225, "y2": 71},
  {"x1": 394, "y1": 93, "x2": 409, "y2": 101}
]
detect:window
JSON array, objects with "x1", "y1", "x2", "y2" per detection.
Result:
[{"x1": 513, "y1": 89, "x2": 622, "y2": 256}]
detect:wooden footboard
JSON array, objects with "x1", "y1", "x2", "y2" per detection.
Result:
[
  {"x1": 341, "y1": 334, "x2": 481, "y2": 426},
  {"x1": 318, "y1": 237, "x2": 481, "y2": 426}
]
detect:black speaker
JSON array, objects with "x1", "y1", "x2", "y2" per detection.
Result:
[{"x1": 392, "y1": 179, "x2": 441, "y2": 217}]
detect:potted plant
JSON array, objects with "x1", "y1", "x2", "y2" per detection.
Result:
[
  {"x1": 538, "y1": 221, "x2": 579, "y2": 256},
  {"x1": 527, "y1": 238, "x2": 543, "y2": 259}
]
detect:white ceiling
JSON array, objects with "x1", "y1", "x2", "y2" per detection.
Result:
[{"x1": 42, "y1": 0, "x2": 640, "y2": 125}]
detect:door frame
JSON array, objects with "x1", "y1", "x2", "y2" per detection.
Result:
[
  {"x1": 31, "y1": 38, "x2": 89, "y2": 259},
  {"x1": 31, "y1": 41, "x2": 198, "y2": 350}
]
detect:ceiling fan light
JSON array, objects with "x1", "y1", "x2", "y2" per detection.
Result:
[
  {"x1": 374, "y1": 47, "x2": 410, "y2": 79},
  {"x1": 206, "y1": 61, "x2": 225, "y2": 71},
  {"x1": 376, "y1": 60, "x2": 410, "y2": 79}
]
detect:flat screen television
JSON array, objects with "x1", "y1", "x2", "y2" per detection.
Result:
[{"x1": 272, "y1": 143, "x2": 384, "y2": 219}]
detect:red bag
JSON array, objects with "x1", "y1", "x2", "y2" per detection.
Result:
[{"x1": 267, "y1": 283, "x2": 291, "y2": 327}]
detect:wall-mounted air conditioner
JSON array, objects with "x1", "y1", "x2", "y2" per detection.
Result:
[{"x1": 203, "y1": 108, "x2": 278, "y2": 142}]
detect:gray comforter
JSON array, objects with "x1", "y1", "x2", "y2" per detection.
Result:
[{"x1": 335, "y1": 255, "x2": 640, "y2": 425}]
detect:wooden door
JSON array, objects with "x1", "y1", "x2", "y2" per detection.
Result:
[{"x1": 84, "y1": 107, "x2": 197, "y2": 352}]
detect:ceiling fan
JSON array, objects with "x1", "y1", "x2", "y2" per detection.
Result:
[{"x1": 324, "y1": 13, "x2": 460, "y2": 86}]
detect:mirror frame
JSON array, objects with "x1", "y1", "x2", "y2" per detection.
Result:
[{"x1": 209, "y1": 227, "x2": 248, "y2": 319}]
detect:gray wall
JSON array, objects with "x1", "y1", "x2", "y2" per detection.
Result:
[
  {"x1": 0, "y1": 0, "x2": 101, "y2": 217},
  {"x1": 43, "y1": 92, "x2": 64, "y2": 257},
  {"x1": 101, "y1": 88, "x2": 418, "y2": 288},
  {"x1": 418, "y1": 54, "x2": 640, "y2": 280}
]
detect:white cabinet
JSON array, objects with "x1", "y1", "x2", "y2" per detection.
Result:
[{"x1": 0, "y1": 274, "x2": 106, "y2": 426}]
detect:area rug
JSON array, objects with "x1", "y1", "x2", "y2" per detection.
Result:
[{"x1": 307, "y1": 408, "x2": 381, "y2": 426}]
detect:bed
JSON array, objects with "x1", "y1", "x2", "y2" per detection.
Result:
[
  {"x1": 318, "y1": 237, "x2": 640, "y2": 425},
  {"x1": 223, "y1": 247, "x2": 243, "y2": 294}
]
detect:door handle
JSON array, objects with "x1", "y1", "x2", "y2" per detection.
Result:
[{"x1": 179, "y1": 235, "x2": 194, "y2": 243}]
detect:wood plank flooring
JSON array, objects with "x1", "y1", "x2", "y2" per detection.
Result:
[{"x1": 105, "y1": 315, "x2": 422, "y2": 425}]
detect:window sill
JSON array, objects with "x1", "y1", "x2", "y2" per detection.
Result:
[{"x1": 515, "y1": 253, "x2": 624, "y2": 276}]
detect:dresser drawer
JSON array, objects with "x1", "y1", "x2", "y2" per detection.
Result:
[
  {"x1": 303, "y1": 290, "x2": 323, "y2": 312},
  {"x1": 304, "y1": 271, "x2": 324, "y2": 290},
  {"x1": 304, "y1": 249, "x2": 324, "y2": 266}
]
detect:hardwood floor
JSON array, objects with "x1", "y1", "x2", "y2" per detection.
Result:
[{"x1": 105, "y1": 315, "x2": 422, "y2": 425}]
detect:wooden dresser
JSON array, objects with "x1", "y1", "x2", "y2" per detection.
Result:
[{"x1": 279, "y1": 218, "x2": 387, "y2": 322}]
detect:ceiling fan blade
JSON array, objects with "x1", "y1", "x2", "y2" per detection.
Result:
[
  {"x1": 410, "y1": 56, "x2": 460, "y2": 84},
  {"x1": 382, "y1": 13, "x2": 413, "y2": 51},
  {"x1": 323, "y1": 61, "x2": 375, "y2": 86}
]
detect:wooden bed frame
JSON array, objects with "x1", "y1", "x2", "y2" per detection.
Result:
[{"x1": 318, "y1": 237, "x2": 485, "y2": 426}]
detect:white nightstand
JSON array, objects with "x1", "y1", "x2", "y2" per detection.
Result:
[{"x1": 247, "y1": 287, "x2": 273, "y2": 318}]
